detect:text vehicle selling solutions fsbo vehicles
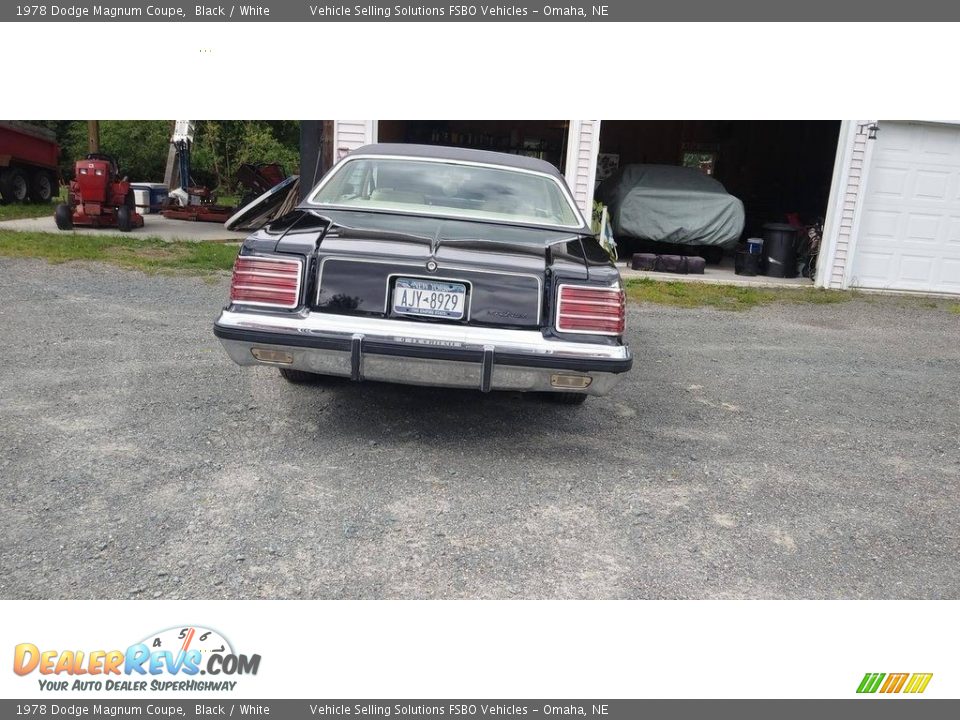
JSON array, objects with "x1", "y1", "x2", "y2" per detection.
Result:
[{"x1": 214, "y1": 145, "x2": 632, "y2": 404}]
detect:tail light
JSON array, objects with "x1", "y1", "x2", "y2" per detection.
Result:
[
  {"x1": 229, "y1": 255, "x2": 303, "y2": 309},
  {"x1": 555, "y1": 284, "x2": 625, "y2": 335}
]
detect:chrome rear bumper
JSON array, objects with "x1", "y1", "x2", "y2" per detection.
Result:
[{"x1": 214, "y1": 309, "x2": 632, "y2": 396}]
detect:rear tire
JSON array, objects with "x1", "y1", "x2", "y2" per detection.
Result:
[
  {"x1": 29, "y1": 170, "x2": 54, "y2": 202},
  {"x1": 278, "y1": 368, "x2": 321, "y2": 384},
  {"x1": 116, "y1": 205, "x2": 132, "y2": 232},
  {"x1": 54, "y1": 203, "x2": 74, "y2": 230},
  {"x1": 0, "y1": 168, "x2": 29, "y2": 203},
  {"x1": 542, "y1": 392, "x2": 588, "y2": 405}
]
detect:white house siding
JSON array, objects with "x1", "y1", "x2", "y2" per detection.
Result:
[
  {"x1": 564, "y1": 120, "x2": 602, "y2": 216},
  {"x1": 819, "y1": 120, "x2": 874, "y2": 289},
  {"x1": 333, "y1": 120, "x2": 377, "y2": 159}
]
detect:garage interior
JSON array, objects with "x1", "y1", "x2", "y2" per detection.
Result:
[
  {"x1": 376, "y1": 120, "x2": 571, "y2": 169},
  {"x1": 375, "y1": 120, "x2": 842, "y2": 279},
  {"x1": 598, "y1": 121, "x2": 841, "y2": 237}
]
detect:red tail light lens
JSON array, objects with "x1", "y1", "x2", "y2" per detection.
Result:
[
  {"x1": 230, "y1": 255, "x2": 303, "y2": 309},
  {"x1": 556, "y1": 284, "x2": 626, "y2": 335}
]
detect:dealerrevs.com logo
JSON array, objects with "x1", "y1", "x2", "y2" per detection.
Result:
[
  {"x1": 13, "y1": 626, "x2": 261, "y2": 693},
  {"x1": 857, "y1": 673, "x2": 933, "y2": 694}
]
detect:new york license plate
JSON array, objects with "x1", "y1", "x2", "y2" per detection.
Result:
[{"x1": 393, "y1": 278, "x2": 467, "y2": 320}]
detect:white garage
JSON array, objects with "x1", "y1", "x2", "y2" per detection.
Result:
[
  {"x1": 818, "y1": 120, "x2": 960, "y2": 296},
  {"x1": 322, "y1": 119, "x2": 960, "y2": 297},
  {"x1": 848, "y1": 122, "x2": 960, "y2": 293}
]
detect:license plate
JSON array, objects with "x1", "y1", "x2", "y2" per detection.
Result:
[{"x1": 393, "y1": 278, "x2": 467, "y2": 320}]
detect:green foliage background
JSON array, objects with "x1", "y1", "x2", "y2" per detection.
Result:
[{"x1": 29, "y1": 121, "x2": 300, "y2": 193}]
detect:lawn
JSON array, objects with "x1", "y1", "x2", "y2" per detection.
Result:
[
  {"x1": 624, "y1": 277, "x2": 960, "y2": 313},
  {"x1": 0, "y1": 229, "x2": 238, "y2": 275},
  {"x1": 0, "y1": 188, "x2": 67, "y2": 221},
  {"x1": 624, "y1": 277, "x2": 855, "y2": 311},
  {"x1": 1, "y1": 229, "x2": 958, "y2": 311}
]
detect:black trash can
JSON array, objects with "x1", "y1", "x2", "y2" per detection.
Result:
[{"x1": 761, "y1": 223, "x2": 799, "y2": 278}]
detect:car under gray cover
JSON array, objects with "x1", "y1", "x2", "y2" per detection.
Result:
[{"x1": 597, "y1": 164, "x2": 745, "y2": 247}]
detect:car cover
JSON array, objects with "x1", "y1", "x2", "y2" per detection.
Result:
[{"x1": 596, "y1": 164, "x2": 745, "y2": 247}]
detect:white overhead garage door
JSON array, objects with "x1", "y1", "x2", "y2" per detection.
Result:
[{"x1": 850, "y1": 121, "x2": 960, "y2": 294}]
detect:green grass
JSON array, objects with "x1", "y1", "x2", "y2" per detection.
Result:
[
  {"x1": 0, "y1": 188, "x2": 68, "y2": 221},
  {"x1": 625, "y1": 278, "x2": 853, "y2": 311},
  {"x1": 3, "y1": 228, "x2": 959, "y2": 311},
  {"x1": 0, "y1": 229, "x2": 237, "y2": 275},
  {"x1": 215, "y1": 193, "x2": 240, "y2": 207}
]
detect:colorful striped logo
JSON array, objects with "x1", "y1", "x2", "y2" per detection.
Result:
[{"x1": 857, "y1": 673, "x2": 933, "y2": 694}]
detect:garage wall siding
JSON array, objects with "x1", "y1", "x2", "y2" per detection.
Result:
[
  {"x1": 564, "y1": 120, "x2": 601, "y2": 216},
  {"x1": 826, "y1": 122, "x2": 871, "y2": 289},
  {"x1": 333, "y1": 120, "x2": 377, "y2": 159}
]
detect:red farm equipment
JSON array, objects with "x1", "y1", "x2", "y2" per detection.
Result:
[
  {"x1": 0, "y1": 121, "x2": 60, "y2": 203},
  {"x1": 55, "y1": 154, "x2": 144, "y2": 232}
]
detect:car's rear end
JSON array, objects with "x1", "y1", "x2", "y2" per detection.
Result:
[{"x1": 214, "y1": 146, "x2": 632, "y2": 402}]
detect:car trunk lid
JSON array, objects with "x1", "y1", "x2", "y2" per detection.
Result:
[{"x1": 302, "y1": 210, "x2": 589, "y2": 330}]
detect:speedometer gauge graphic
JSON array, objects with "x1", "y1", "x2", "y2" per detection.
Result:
[{"x1": 138, "y1": 626, "x2": 233, "y2": 658}]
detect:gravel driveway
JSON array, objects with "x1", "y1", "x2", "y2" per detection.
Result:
[{"x1": 1, "y1": 258, "x2": 958, "y2": 599}]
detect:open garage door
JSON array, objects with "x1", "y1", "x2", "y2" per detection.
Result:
[
  {"x1": 596, "y1": 121, "x2": 841, "y2": 276},
  {"x1": 377, "y1": 120, "x2": 570, "y2": 170},
  {"x1": 850, "y1": 122, "x2": 960, "y2": 294}
]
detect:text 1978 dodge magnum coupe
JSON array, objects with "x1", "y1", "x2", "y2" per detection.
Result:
[{"x1": 214, "y1": 144, "x2": 632, "y2": 404}]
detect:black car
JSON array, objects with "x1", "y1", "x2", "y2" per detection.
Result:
[{"x1": 214, "y1": 144, "x2": 632, "y2": 404}]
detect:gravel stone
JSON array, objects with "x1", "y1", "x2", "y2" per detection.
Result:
[{"x1": 0, "y1": 258, "x2": 958, "y2": 599}]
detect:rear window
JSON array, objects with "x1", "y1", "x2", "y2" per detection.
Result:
[{"x1": 308, "y1": 157, "x2": 582, "y2": 229}]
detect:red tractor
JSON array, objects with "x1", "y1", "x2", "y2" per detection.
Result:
[{"x1": 55, "y1": 153, "x2": 143, "y2": 232}]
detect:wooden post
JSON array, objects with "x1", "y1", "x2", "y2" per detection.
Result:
[
  {"x1": 299, "y1": 120, "x2": 332, "y2": 201},
  {"x1": 87, "y1": 120, "x2": 100, "y2": 153},
  {"x1": 163, "y1": 119, "x2": 179, "y2": 189}
]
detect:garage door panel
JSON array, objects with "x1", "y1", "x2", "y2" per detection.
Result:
[
  {"x1": 870, "y1": 166, "x2": 909, "y2": 197},
  {"x1": 937, "y1": 258, "x2": 960, "y2": 290},
  {"x1": 948, "y1": 217, "x2": 960, "y2": 244},
  {"x1": 914, "y1": 170, "x2": 951, "y2": 200},
  {"x1": 896, "y1": 255, "x2": 936, "y2": 284},
  {"x1": 851, "y1": 251, "x2": 896, "y2": 286},
  {"x1": 860, "y1": 209, "x2": 901, "y2": 241},
  {"x1": 851, "y1": 122, "x2": 960, "y2": 294},
  {"x1": 876, "y1": 123, "x2": 916, "y2": 154},
  {"x1": 920, "y1": 124, "x2": 960, "y2": 157},
  {"x1": 904, "y1": 213, "x2": 942, "y2": 243}
]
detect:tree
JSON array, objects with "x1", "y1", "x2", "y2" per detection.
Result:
[{"x1": 30, "y1": 120, "x2": 301, "y2": 191}]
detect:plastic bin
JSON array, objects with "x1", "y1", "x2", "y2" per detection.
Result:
[
  {"x1": 130, "y1": 183, "x2": 169, "y2": 213},
  {"x1": 132, "y1": 189, "x2": 151, "y2": 214}
]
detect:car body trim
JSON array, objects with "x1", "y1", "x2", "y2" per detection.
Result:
[
  {"x1": 481, "y1": 346, "x2": 495, "y2": 393},
  {"x1": 214, "y1": 309, "x2": 632, "y2": 377},
  {"x1": 316, "y1": 255, "x2": 543, "y2": 324},
  {"x1": 351, "y1": 333, "x2": 363, "y2": 381}
]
